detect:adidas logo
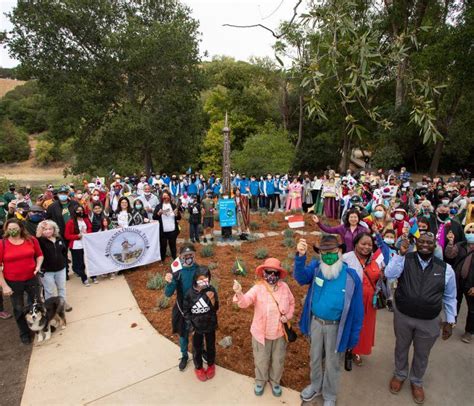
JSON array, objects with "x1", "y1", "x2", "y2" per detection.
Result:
[{"x1": 191, "y1": 297, "x2": 210, "y2": 314}]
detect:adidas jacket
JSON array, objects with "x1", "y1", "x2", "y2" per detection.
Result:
[{"x1": 183, "y1": 286, "x2": 219, "y2": 334}]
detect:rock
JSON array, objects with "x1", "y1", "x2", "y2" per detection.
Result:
[
  {"x1": 219, "y1": 336, "x2": 233, "y2": 348},
  {"x1": 266, "y1": 231, "x2": 280, "y2": 237}
]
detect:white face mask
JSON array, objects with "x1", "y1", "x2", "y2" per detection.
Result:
[
  {"x1": 92, "y1": 195, "x2": 100, "y2": 201},
  {"x1": 76, "y1": 194, "x2": 83, "y2": 200},
  {"x1": 394, "y1": 213, "x2": 404, "y2": 221},
  {"x1": 441, "y1": 199, "x2": 450, "y2": 205}
]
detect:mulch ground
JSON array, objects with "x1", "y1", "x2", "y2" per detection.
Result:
[
  {"x1": 125, "y1": 211, "x2": 336, "y2": 391},
  {"x1": 0, "y1": 298, "x2": 32, "y2": 406}
]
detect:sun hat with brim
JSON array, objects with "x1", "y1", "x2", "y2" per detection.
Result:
[
  {"x1": 313, "y1": 234, "x2": 343, "y2": 253},
  {"x1": 465, "y1": 222, "x2": 474, "y2": 233},
  {"x1": 256, "y1": 257, "x2": 287, "y2": 279}
]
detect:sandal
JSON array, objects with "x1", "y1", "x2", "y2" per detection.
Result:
[{"x1": 353, "y1": 354, "x2": 363, "y2": 366}]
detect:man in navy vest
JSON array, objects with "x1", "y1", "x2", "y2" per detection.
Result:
[{"x1": 386, "y1": 232, "x2": 457, "y2": 404}]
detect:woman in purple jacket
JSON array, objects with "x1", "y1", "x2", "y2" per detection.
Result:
[{"x1": 312, "y1": 208, "x2": 368, "y2": 252}]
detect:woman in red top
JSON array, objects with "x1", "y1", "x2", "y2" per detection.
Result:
[
  {"x1": 0, "y1": 218, "x2": 44, "y2": 344},
  {"x1": 64, "y1": 205, "x2": 92, "y2": 286},
  {"x1": 343, "y1": 232, "x2": 382, "y2": 366}
]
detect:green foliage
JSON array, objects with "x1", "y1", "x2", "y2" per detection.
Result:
[
  {"x1": 371, "y1": 143, "x2": 403, "y2": 170},
  {"x1": 210, "y1": 278, "x2": 219, "y2": 292},
  {"x1": 35, "y1": 139, "x2": 55, "y2": 166},
  {"x1": 283, "y1": 237, "x2": 296, "y2": 248},
  {"x1": 283, "y1": 229, "x2": 294, "y2": 238},
  {"x1": 157, "y1": 294, "x2": 170, "y2": 309},
  {"x1": 258, "y1": 208, "x2": 269, "y2": 216},
  {"x1": 146, "y1": 273, "x2": 166, "y2": 290},
  {"x1": 232, "y1": 258, "x2": 247, "y2": 276},
  {"x1": 282, "y1": 259, "x2": 292, "y2": 274},
  {"x1": 0, "y1": 119, "x2": 30, "y2": 163},
  {"x1": 208, "y1": 262, "x2": 218, "y2": 270},
  {"x1": 249, "y1": 221, "x2": 260, "y2": 231},
  {"x1": 200, "y1": 244, "x2": 215, "y2": 258},
  {"x1": 232, "y1": 122, "x2": 295, "y2": 175},
  {"x1": 254, "y1": 247, "x2": 268, "y2": 259},
  {"x1": 200, "y1": 120, "x2": 227, "y2": 175},
  {"x1": 269, "y1": 220, "x2": 279, "y2": 229}
]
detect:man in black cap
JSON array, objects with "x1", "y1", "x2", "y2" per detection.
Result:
[
  {"x1": 386, "y1": 232, "x2": 457, "y2": 404},
  {"x1": 3, "y1": 183, "x2": 16, "y2": 205}
]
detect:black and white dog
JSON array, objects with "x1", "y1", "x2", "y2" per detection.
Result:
[{"x1": 24, "y1": 297, "x2": 67, "y2": 343}]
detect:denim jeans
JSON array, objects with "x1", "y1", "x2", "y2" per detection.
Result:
[
  {"x1": 5, "y1": 277, "x2": 41, "y2": 340},
  {"x1": 40, "y1": 268, "x2": 67, "y2": 300}
]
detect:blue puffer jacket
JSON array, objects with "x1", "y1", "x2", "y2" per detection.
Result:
[{"x1": 294, "y1": 254, "x2": 364, "y2": 352}]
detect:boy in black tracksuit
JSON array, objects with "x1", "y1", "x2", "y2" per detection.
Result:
[
  {"x1": 188, "y1": 199, "x2": 201, "y2": 243},
  {"x1": 183, "y1": 266, "x2": 219, "y2": 381}
]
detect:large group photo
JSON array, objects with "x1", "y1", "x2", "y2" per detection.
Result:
[{"x1": 0, "y1": 1, "x2": 473, "y2": 406}]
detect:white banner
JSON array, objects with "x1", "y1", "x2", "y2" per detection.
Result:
[{"x1": 82, "y1": 223, "x2": 161, "y2": 276}]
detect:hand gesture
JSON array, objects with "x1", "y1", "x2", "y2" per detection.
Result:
[
  {"x1": 441, "y1": 322, "x2": 453, "y2": 340},
  {"x1": 446, "y1": 231, "x2": 455, "y2": 244},
  {"x1": 467, "y1": 287, "x2": 474, "y2": 297},
  {"x1": 371, "y1": 223, "x2": 379, "y2": 234},
  {"x1": 297, "y1": 238, "x2": 308, "y2": 256},
  {"x1": 312, "y1": 214, "x2": 320, "y2": 225},
  {"x1": 206, "y1": 291, "x2": 215, "y2": 305},
  {"x1": 399, "y1": 237, "x2": 410, "y2": 256},
  {"x1": 158, "y1": 209, "x2": 163, "y2": 216},
  {"x1": 280, "y1": 315, "x2": 288, "y2": 323},
  {"x1": 233, "y1": 279, "x2": 242, "y2": 294},
  {"x1": 165, "y1": 273, "x2": 173, "y2": 283}
]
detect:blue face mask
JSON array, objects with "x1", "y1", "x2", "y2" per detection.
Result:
[
  {"x1": 58, "y1": 194, "x2": 68, "y2": 202},
  {"x1": 450, "y1": 208, "x2": 458, "y2": 215},
  {"x1": 29, "y1": 213, "x2": 45, "y2": 223},
  {"x1": 466, "y1": 234, "x2": 474, "y2": 244}
]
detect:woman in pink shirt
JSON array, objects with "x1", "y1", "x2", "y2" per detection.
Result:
[{"x1": 233, "y1": 258, "x2": 295, "y2": 397}]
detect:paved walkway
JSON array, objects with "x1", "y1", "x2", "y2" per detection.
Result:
[{"x1": 21, "y1": 273, "x2": 473, "y2": 406}]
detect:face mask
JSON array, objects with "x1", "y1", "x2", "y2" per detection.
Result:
[
  {"x1": 58, "y1": 194, "x2": 68, "y2": 202},
  {"x1": 196, "y1": 278, "x2": 209, "y2": 288},
  {"x1": 384, "y1": 238, "x2": 395, "y2": 245},
  {"x1": 438, "y1": 213, "x2": 449, "y2": 221},
  {"x1": 144, "y1": 192, "x2": 151, "y2": 196},
  {"x1": 466, "y1": 234, "x2": 474, "y2": 244},
  {"x1": 263, "y1": 272, "x2": 279, "y2": 285},
  {"x1": 76, "y1": 194, "x2": 83, "y2": 200},
  {"x1": 135, "y1": 204, "x2": 143, "y2": 210},
  {"x1": 441, "y1": 199, "x2": 450, "y2": 205},
  {"x1": 29, "y1": 213, "x2": 45, "y2": 223},
  {"x1": 374, "y1": 211, "x2": 384, "y2": 219},
  {"x1": 92, "y1": 195, "x2": 100, "y2": 202},
  {"x1": 7, "y1": 229, "x2": 20, "y2": 237},
  {"x1": 183, "y1": 256, "x2": 195, "y2": 266},
  {"x1": 450, "y1": 208, "x2": 458, "y2": 215},
  {"x1": 9, "y1": 187, "x2": 15, "y2": 192},
  {"x1": 115, "y1": 189, "x2": 121, "y2": 195},
  {"x1": 321, "y1": 252, "x2": 340, "y2": 266},
  {"x1": 76, "y1": 212, "x2": 84, "y2": 218},
  {"x1": 394, "y1": 213, "x2": 404, "y2": 221}
]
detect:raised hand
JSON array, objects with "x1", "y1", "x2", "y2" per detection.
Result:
[
  {"x1": 233, "y1": 279, "x2": 242, "y2": 294},
  {"x1": 297, "y1": 238, "x2": 308, "y2": 256},
  {"x1": 165, "y1": 273, "x2": 173, "y2": 283}
]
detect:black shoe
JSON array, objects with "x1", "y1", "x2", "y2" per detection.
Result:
[
  {"x1": 66, "y1": 273, "x2": 70, "y2": 281},
  {"x1": 190, "y1": 239, "x2": 195, "y2": 243},
  {"x1": 196, "y1": 238, "x2": 200, "y2": 243},
  {"x1": 203, "y1": 237, "x2": 208, "y2": 243},
  {"x1": 210, "y1": 237, "x2": 214, "y2": 242},
  {"x1": 202, "y1": 350, "x2": 208, "y2": 364},
  {"x1": 179, "y1": 356, "x2": 189, "y2": 371},
  {"x1": 387, "y1": 299, "x2": 394, "y2": 312},
  {"x1": 21, "y1": 335, "x2": 32, "y2": 345}
]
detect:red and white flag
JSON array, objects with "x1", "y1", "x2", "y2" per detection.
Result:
[
  {"x1": 286, "y1": 214, "x2": 305, "y2": 229},
  {"x1": 171, "y1": 257, "x2": 182, "y2": 273}
]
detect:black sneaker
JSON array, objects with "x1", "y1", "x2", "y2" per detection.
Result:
[
  {"x1": 179, "y1": 356, "x2": 188, "y2": 371},
  {"x1": 203, "y1": 237, "x2": 208, "y2": 243},
  {"x1": 21, "y1": 335, "x2": 32, "y2": 345},
  {"x1": 387, "y1": 299, "x2": 394, "y2": 312}
]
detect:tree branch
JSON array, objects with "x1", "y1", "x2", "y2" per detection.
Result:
[{"x1": 223, "y1": 0, "x2": 303, "y2": 39}]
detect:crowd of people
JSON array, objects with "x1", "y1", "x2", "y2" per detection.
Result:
[{"x1": 0, "y1": 166, "x2": 473, "y2": 405}]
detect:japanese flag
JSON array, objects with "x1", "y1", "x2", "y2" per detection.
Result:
[
  {"x1": 287, "y1": 214, "x2": 305, "y2": 229},
  {"x1": 171, "y1": 257, "x2": 182, "y2": 273}
]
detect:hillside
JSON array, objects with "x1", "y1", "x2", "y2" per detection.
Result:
[{"x1": 0, "y1": 78, "x2": 26, "y2": 98}]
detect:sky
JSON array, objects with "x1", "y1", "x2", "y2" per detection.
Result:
[{"x1": 0, "y1": 0, "x2": 300, "y2": 68}]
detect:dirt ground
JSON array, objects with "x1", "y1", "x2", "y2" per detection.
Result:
[
  {"x1": 125, "y1": 210, "x2": 326, "y2": 391},
  {"x1": 0, "y1": 297, "x2": 32, "y2": 406}
]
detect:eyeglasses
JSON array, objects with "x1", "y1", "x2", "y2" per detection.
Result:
[{"x1": 419, "y1": 231, "x2": 435, "y2": 238}]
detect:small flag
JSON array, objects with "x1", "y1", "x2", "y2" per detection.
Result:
[
  {"x1": 171, "y1": 257, "x2": 182, "y2": 273},
  {"x1": 408, "y1": 217, "x2": 420, "y2": 239},
  {"x1": 287, "y1": 214, "x2": 305, "y2": 229}
]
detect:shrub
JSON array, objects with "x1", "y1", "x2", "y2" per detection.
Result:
[
  {"x1": 211, "y1": 278, "x2": 219, "y2": 292},
  {"x1": 269, "y1": 220, "x2": 279, "y2": 229},
  {"x1": 258, "y1": 208, "x2": 269, "y2": 216},
  {"x1": 283, "y1": 229, "x2": 295, "y2": 238},
  {"x1": 0, "y1": 119, "x2": 30, "y2": 163},
  {"x1": 35, "y1": 139, "x2": 56, "y2": 165},
  {"x1": 249, "y1": 221, "x2": 260, "y2": 231},
  {"x1": 246, "y1": 234, "x2": 259, "y2": 243},
  {"x1": 58, "y1": 137, "x2": 75, "y2": 160},
  {"x1": 157, "y1": 295, "x2": 170, "y2": 309},
  {"x1": 288, "y1": 251, "x2": 295, "y2": 259},
  {"x1": 232, "y1": 258, "x2": 247, "y2": 276},
  {"x1": 208, "y1": 262, "x2": 218, "y2": 270},
  {"x1": 371, "y1": 143, "x2": 403, "y2": 169},
  {"x1": 233, "y1": 244, "x2": 241, "y2": 252},
  {"x1": 146, "y1": 273, "x2": 166, "y2": 290},
  {"x1": 200, "y1": 244, "x2": 215, "y2": 258},
  {"x1": 282, "y1": 259, "x2": 292, "y2": 274},
  {"x1": 283, "y1": 237, "x2": 295, "y2": 248},
  {"x1": 255, "y1": 247, "x2": 269, "y2": 259}
]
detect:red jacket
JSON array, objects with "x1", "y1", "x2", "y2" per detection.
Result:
[{"x1": 64, "y1": 218, "x2": 92, "y2": 248}]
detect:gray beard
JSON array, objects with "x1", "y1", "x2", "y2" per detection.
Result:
[{"x1": 320, "y1": 259, "x2": 343, "y2": 280}]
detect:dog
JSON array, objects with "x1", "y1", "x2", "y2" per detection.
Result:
[{"x1": 24, "y1": 296, "x2": 67, "y2": 343}]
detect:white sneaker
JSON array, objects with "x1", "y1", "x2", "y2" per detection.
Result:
[
  {"x1": 93, "y1": 278, "x2": 99, "y2": 284},
  {"x1": 83, "y1": 280, "x2": 90, "y2": 287},
  {"x1": 110, "y1": 273, "x2": 116, "y2": 280}
]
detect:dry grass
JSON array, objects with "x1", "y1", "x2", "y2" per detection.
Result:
[{"x1": 0, "y1": 78, "x2": 26, "y2": 98}]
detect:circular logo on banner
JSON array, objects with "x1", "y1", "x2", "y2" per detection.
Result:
[{"x1": 105, "y1": 228, "x2": 149, "y2": 267}]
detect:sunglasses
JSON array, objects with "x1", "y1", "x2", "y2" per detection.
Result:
[
  {"x1": 264, "y1": 270, "x2": 279, "y2": 276},
  {"x1": 419, "y1": 231, "x2": 435, "y2": 238}
]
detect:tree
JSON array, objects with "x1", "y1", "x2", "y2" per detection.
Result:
[
  {"x1": 7, "y1": 0, "x2": 203, "y2": 174},
  {"x1": 0, "y1": 119, "x2": 30, "y2": 163}
]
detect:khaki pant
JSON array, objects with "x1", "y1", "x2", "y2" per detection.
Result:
[{"x1": 252, "y1": 336, "x2": 287, "y2": 386}]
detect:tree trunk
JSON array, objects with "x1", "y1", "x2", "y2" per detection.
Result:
[
  {"x1": 428, "y1": 140, "x2": 444, "y2": 178},
  {"x1": 339, "y1": 133, "x2": 351, "y2": 173},
  {"x1": 144, "y1": 148, "x2": 154, "y2": 176},
  {"x1": 280, "y1": 79, "x2": 290, "y2": 131},
  {"x1": 395, "y1": 59, "x2": 407, "y2": 109},
  {"x1": 295, "y1": 91, "x2": 304, "y2": 150}
]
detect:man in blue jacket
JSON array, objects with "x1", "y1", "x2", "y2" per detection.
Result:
[{"x1": 294, "y1": 235, "x2": 363, "y2": 406}]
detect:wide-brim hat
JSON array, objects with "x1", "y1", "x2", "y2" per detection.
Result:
[
  {"x1": 255, "y1": 257, "x2": 287, "y2": 279},
  {"x1": 313, "y1": 234, "x2": 343, "y2": 253}
]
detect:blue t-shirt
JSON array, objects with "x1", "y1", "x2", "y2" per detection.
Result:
[{"x1": 311, "y1": 267, "x2": 347, "y2": 321}]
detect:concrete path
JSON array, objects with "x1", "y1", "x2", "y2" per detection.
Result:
[
  {"x1": 21, "y1": 274, "x2": 473, "y2": 406},
  {"x1": 20, "y1": 275, "x2": 300, "y2": 406}
]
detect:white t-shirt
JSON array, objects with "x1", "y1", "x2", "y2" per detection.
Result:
[
  {"x1": 117, "y1": 211, "x2": 129, "y2": 228},
  {"x1": 72, "y1": 219, "x2": 88, "y2": 250},
  {"x1": 161, "y1": 203, "x2": 175, "y2": 232}
]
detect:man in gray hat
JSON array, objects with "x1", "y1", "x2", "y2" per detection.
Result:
[
  {"x1": 24, "y1": 205, "x2": 46, "y2": 236},
  {"x1": 294, "y1": 234, "x2": 364, "y2": 406}
]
